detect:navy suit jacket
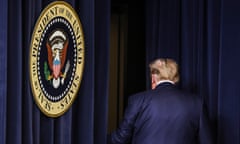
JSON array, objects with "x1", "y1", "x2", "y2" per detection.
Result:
[{"x1": 109, "y1": 82, "x2": 213, "y2": 144}]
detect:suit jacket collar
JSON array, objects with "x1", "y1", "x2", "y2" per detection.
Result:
[{"x1": 155, "y1": 81, "x2": 175, "y2": 89}]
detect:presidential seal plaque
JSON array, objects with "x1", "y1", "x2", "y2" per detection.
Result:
[{"x1": 29, "y1": 1, "x2": 84, "y2": 117}]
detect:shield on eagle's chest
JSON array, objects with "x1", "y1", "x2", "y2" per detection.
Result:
[{"x1": 53, "y1": 60, "x2": 61, "y2": 78}]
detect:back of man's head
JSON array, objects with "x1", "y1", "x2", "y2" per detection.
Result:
[{"x1": 149, "y1": 58, "x2": 179, "y2": 83}]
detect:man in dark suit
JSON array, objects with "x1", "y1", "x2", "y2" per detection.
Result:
[{"x1": 108, "y1": 58, "x2": 213, "y2": 144}]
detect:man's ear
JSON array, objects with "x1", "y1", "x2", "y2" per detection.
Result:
[{"x1": 151, "y1": 74, "x2": 157, "y2": 89}]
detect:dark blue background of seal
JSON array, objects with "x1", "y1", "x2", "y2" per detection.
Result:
[{"x1": 39, "y1": 17, "x2": 76, "y2": 101}]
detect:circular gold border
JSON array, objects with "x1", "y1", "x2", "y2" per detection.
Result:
[{"x1": 29, "y1": 1, "x2": 84, "y2": 117}]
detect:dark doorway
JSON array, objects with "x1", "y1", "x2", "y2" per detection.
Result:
[{"x1": 108, "y1": 0, "x2": 146, "y2": 133}]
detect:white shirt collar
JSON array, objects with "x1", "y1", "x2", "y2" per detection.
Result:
[{"x1": 156, "y1": 80, "x2": 175, "y2": 86}]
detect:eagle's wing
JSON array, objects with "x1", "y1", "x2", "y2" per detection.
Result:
[
  {"x1": 46, "y1": 42, "x2": 53, "y2": 70},
  {"x1": 61, "y1": 40, "x2": 68, "y2": 69}
]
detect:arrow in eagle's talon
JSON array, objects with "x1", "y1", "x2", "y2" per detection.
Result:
[{"x1": 61, "y1": 60, "x2": 70, "y2": 85}]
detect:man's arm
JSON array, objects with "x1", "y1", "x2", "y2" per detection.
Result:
[{"x1": 109, "y1": 94, "x2": 142, "y2": 144}]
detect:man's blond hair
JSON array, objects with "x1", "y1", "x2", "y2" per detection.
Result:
[{"x1": 149, "y1": 58, "x2": 179, "y2": 83}]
